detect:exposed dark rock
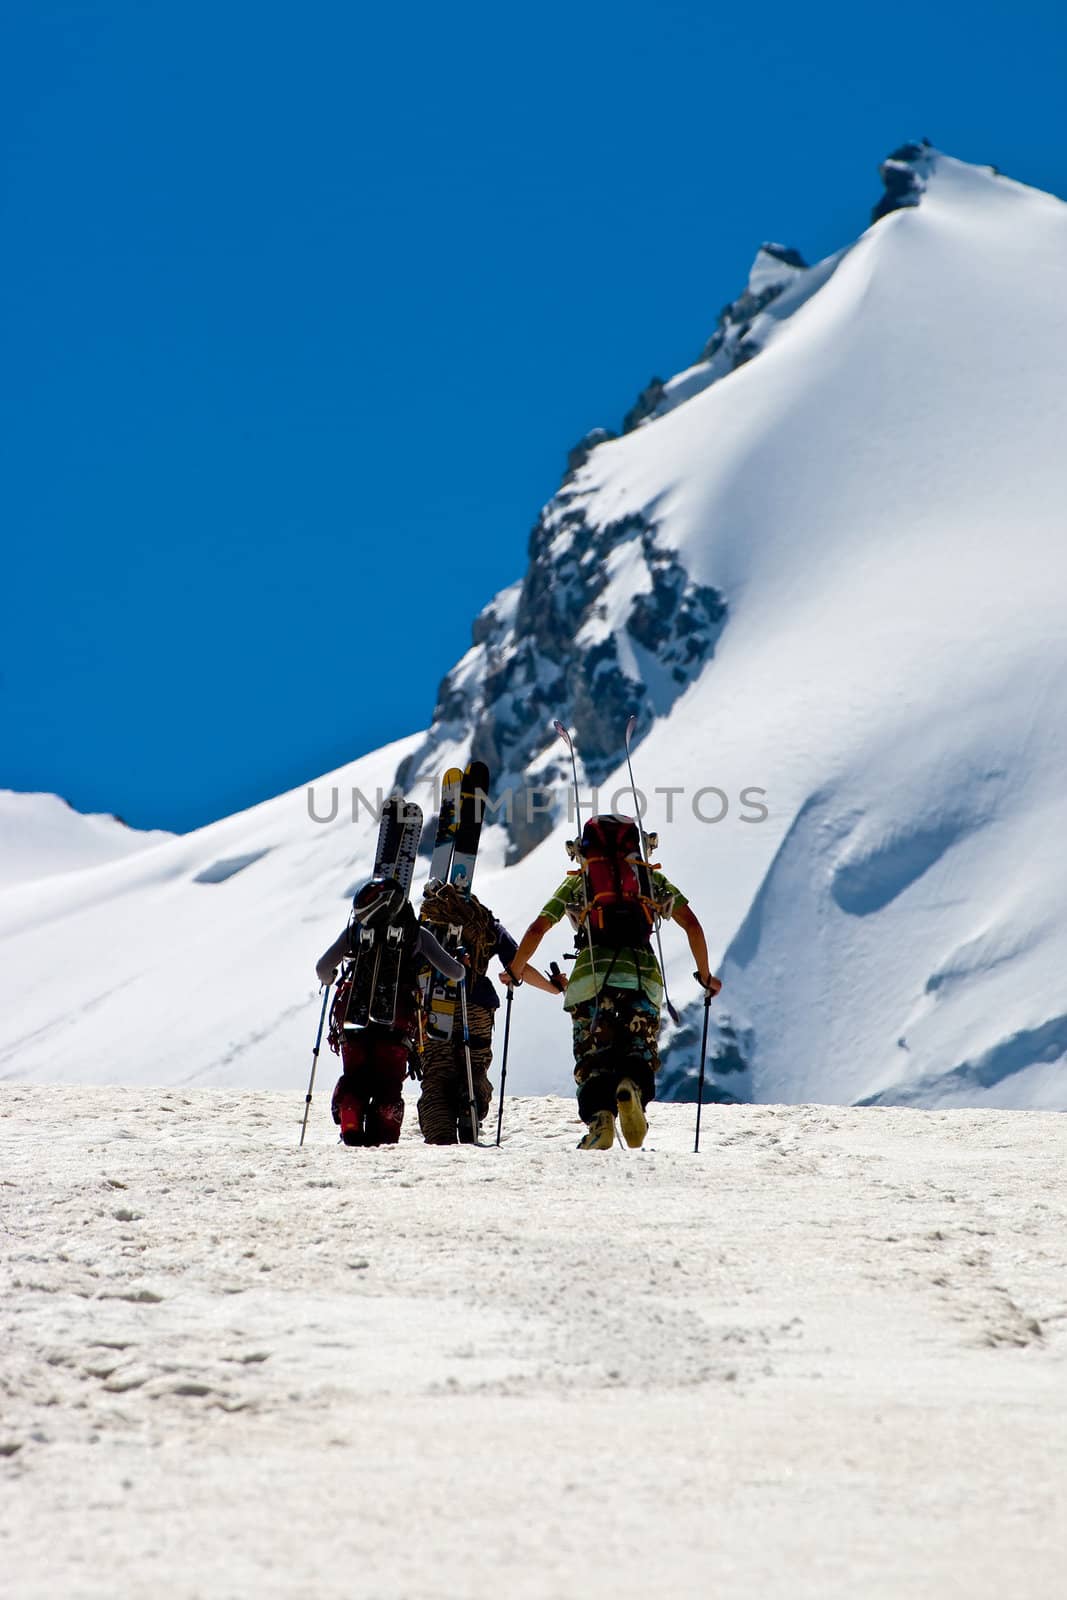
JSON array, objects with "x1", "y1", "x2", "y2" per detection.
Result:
[
  {"x1": 573, "y1": 241, "x2": 812, "y2": 454},
  {"x1": 622, "y1": 378, "x2": 667, "y2": 434},
  {"x1": 658, "y1": 1011, "x2": 753, "y2": 1103},
  {"x1": 395, "y1": 501, "x2": 727, "y2": 861},
  {"x1": 566, "y1": 427, "x2": 616, "y2": 477},
  {"x1": 760, "y1": 242, "x2": 807, "y2": 271},
  {"x1": 871, "y1": 139, "x2": 936, "y2": 224},
  {"x1": 614, "y1": 242, "x2": 810, "y2": 436},
  {"x1": 699, "y1": 247, "x2": 808, "y2": 368}
]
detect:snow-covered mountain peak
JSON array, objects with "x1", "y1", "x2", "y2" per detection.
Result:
[{"x1": 3, "y1": 143, "x2": 1066, "y2": 1114}]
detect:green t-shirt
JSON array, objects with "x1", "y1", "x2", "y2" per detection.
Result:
[{"x1": 540, "y1": 869, "x2": 688, "y2": 1011}]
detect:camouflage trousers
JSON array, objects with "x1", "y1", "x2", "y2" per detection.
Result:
[
  {"x1": 417, "y1": 1001, "x2": 494, "y2": 1144},
  {"x1": 569, "y1": 988, "x2": 660, "y2": 1123}
]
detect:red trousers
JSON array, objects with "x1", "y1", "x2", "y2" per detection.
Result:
[{"x1": 331, "y1": 1026, "x2": 408, "y2": 1146}]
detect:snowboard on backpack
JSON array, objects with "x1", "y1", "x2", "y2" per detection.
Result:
[
  {"x1": 335, "y1": 797, "x2": 424, "y2": 1037},
  {"x1": 373, "y1": 792, "x2": 424, "y2": 897}
]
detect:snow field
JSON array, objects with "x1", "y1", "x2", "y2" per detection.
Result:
[{"x1": 3, "y1": 1086, "x2": 1065, "y2": 1598}]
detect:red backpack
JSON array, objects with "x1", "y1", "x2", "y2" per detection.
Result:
[{"x1": 569, "y1": 814, "x2": 658, "y2": 948}]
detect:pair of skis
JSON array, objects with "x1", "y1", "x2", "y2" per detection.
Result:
[
  {"x1": 422, "y1": 761, "x2": 489, "y2": 1042},
  {"x1": 427, "y1": 761, "x2": 489, "y2": 894},
  {"x1": 421, "y1": 761, "x2": 491, "y2": 1146}
]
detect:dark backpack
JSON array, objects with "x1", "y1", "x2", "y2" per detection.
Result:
[
  {"x1": 571, "y1": 814, "x2": 657, "y2": 949},
  {"x1": 329, "y1": 878, "x2": 420, "y2": 1044}
]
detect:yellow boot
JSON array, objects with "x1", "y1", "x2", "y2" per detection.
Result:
[
  {"x1": 577, "y1": 1109, "x2": 616, "y2": 1150},
  {"x1": 615, "y1": 1078, "x2": 648, "y2": 1148}
]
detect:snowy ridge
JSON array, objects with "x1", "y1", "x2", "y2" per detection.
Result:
[
  {"x1": 0, "y1": 790, "x2": 172, "y2": 890},
  {"x1": 2, "y1": 144, "x2": 1067, "y2": 1110}
]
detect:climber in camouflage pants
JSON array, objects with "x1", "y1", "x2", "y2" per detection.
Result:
[
  {"x1": 416, "y1": 883, "x2": 557, "y2": 1143},
  {"x1": 417, "y1": 997, "x2": 498, "y2": 1144},
  {"x1": 416, "y1": 885, "x2": 517, "y2": 1144}
]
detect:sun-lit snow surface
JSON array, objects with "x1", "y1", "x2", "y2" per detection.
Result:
[
  {"x1": 3, "y1": 1087, "x2": 1066, "y2": 1600},
  {"x1": 0, "y1": 737, "x2": 424, "y2": 1091},
  {"x1": 2, "y1": 150, "x2": 1067, "y2": 1108},
  {"x1": 0, "y1": 791, "x2": 171, "y2": 889}
]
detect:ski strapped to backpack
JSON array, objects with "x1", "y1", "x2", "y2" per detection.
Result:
[
  {"x1": 428, "y1": 766, "x2": 463, "y2": 883},
  {"x1": 418, "y1": 760, "x2": 490, "y2": 1042}
]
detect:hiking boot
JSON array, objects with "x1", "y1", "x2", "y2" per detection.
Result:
[
  {"x1": 577, "y1": 1109, "x2": 615, "y2": 1150},
  {"x1": 338, "y1": 1097, "x2": 364, "y2": 1147},
  {"x1": 616, "y1": 1078, "x2": 648, "y2": 1148}
]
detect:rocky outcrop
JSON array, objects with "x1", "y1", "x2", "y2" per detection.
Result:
[
  {"x1": 396, "y1": 497, "x2": 727, "y2": 861},
  {"x1": 566, "y1": 427, "x2": 616, "y2": 477},
  {"x1": 697, "y1": 242, "x2": 809, "y2": 373},
  {"x1": 657, "y1": 1006, "x2": 752, "y2": 1104},
  {"x1": 622, "y1": 378, "x2": 668, "y2": 435},
  {"x1": 871, "y1": 140, "x2": 937, "y2": 224}
]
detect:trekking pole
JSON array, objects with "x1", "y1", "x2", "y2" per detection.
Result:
[
  {"x1": 624, "y1": 714, "x2": 679, "y2": 1026},
  {"x1": 494, "y1": 969, "x2": 519, "y2": 1147},
  {"x1": 693, "y1": 981, "x2": 713, "y2": 1154},
  {"x1": 299, "y1": 984, "x2": 332, "y2": 1147},
  {"x1": 553, "y1": 719, "x2": 585, "y2": 834},
  {"x1": 457, "y1": 977, "x2": 481, "y2": 1145},
  {"x1": 553, "y1": 720, "x2": 601, "y2": 1023}
]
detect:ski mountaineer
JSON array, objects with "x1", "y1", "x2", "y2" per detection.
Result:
[
  {"x1": 415, "y1": 880, "x2": 559, "y2": 1144},
  {"x1": 316, "y1": 877, "x2": 465, "y2": 1147},
  {"x1": 510, "y1": 814, "x2": 722, "y2": 1150}
]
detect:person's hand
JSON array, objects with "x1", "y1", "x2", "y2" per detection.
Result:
[
  {"x1": 548, "y1": 962, "x2": 568, "y2": 995},
  {"x1": 696, "y1": 970, "x2": 722, "y2": 998},
  {"x1": 499, "y1": 965, "x2": 521, "y2": 988}
]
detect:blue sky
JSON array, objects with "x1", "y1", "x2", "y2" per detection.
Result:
[{"x1": 3, "y1": 0, "x2": 1065, "y2": 832}]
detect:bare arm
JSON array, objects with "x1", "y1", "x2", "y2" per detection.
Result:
[
  {"x1": 671, "y1": 905, "x2": 722, "y2": 996},
  {"x1": 501, "y1": 961, "x2": 563, "y2": 996},
  {"x1": 505, "y1": 915, "x2": 565, "y2": 999},
  {"x1": 512, "y1": 914, "x2": 553, "y2": 972}
]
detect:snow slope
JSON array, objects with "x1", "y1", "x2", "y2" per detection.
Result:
[
  {"x1": 0, "y1": 791, "x2": 171, "y2": 890},
  {"x1": 3, "y1": 1087, "x2": 1065, "y2": 1600},
  {"x1": 0, "y1": 737, "x2": 422, "y2": 1090},
  {"x1": 2, "y1": 146, "x2": 1066, "y2": 1108}
]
